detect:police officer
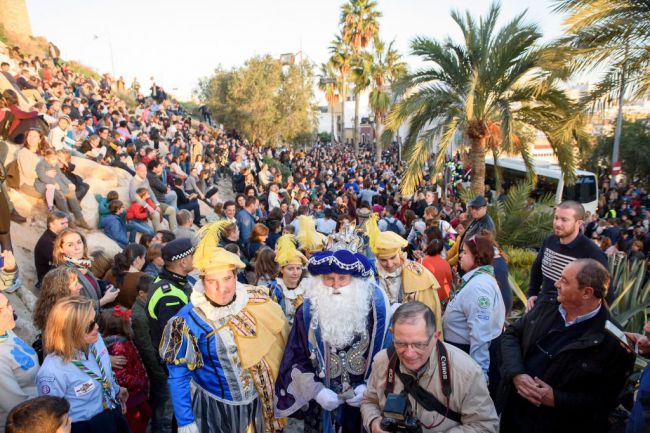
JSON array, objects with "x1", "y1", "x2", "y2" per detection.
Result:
[{"x1": 146, "y1": 238, "x2": 195, "y2": 351}]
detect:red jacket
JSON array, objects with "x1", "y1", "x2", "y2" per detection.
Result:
[
  {"x1": 126, "y1": 199, "x2": 156, "y2": 221},
  {"x1": 8, "y1": 105, "x2": 38, "y2": 135},
  {"x1": 105, "y1": 335, "x2": 149, "y2": 408}
]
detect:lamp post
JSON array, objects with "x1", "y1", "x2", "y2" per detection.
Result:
[{"x1": 368, "y1": 113, "x2": 377, "y2": 160}]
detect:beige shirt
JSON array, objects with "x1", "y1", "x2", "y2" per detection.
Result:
[{"x1": 361, "y1": 343, "x2": 498, "y2": 433}]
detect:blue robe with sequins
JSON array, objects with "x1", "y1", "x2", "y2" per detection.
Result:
[{"x1": 274, "y1": 283, "x2": 389, "y2": 433}]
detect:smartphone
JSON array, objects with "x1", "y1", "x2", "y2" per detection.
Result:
[{"x1": 605, "y1": 320, "x2": 631, "y2": 349}]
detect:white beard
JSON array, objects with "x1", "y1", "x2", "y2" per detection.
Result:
[{"x1": 306, "y1": 276, "x2": 372, "y2": 350}]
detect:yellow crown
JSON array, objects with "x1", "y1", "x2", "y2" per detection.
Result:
[
  {"x1": 275, "y1": 234, "x2": 307, "y2": 267},
  {"x1": 296, "y1": 215, "x2": 327, "y2": 253},
  {"x1": 365, "y1": 212, "x2": 408, "y2": 258}
]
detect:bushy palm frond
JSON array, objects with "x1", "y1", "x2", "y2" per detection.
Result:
[
  {"x1": 609, "y1": 254, "x2": 650, "y2": 332},
  {"x1": 391, "y1": 2, "x2": 584, "y2": 195},
  {"x1": 340, "y1": 0, "x2": 382, "y2": 53},
  {"x1": 553, "y1": 0, "x2": 650, "y2": 101},
  {"x1": 318, "y1": 61, "x2": 340, "y2": 106},
  {"x1": 329, "y1": 35, "x2": 353, "y2": 76},
  {"x1": 461, "y1": 181, "x2": 554, "y2": 248}
]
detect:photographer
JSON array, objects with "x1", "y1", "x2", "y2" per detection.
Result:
[{"x1": 361, "y1": 302, "x2": 498, "y2": 433}]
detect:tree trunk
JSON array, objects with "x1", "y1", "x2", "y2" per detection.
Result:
[
  {"x1": 469, "y1": 136, "x2": 487, "y2": 196},
  {"x1": 330, "y1": 102, "x2": 336, "y2": 143},
  {"x1": 354, "y1": 93, "x2": 360, "y2": 154},
  {"x1": 375, "y1": 119, "x2": 384, "y2": 163},
  {"x1": 341, "y1": 76, "x2": 347, "y2": 145}
]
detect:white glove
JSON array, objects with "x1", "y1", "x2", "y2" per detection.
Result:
[
  {"x1": 345, "y1": 384, "x2": 367, "y2": 407},
  {"x1": 315, "y1": 388, "x2": 343, "y2": 411},
  {"x1": 178, "y1": 422, "x2": 199, "y2": 433}
]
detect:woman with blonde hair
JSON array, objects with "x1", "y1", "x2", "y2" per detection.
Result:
[
  {"x1": 36, "y1": 296, "x2": 129, "y2": 433},
  {"x1": 52, "y1": 229, "x2": 119, "y2": 308}
]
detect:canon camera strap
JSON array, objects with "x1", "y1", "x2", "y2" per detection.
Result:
[{"x1": 385, "y1": 340, "x2": 462, "y2": 424}]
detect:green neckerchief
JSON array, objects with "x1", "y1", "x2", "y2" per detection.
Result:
[
  {"x1": 445, "y1": 265, "x2": 495, "y2": 306},
  {"x1": 71, "y1": 346, "x2": 118, "y2": 410}
]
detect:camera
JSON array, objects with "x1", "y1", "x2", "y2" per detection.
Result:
[{"x1": 379, "y1": 393, "x2": 422, "y2": 433}]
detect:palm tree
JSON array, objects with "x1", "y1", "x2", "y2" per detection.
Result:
[
  {"x1": 363, "y1": 39, "x2": 407, "y2": 163},
  {"x1": 387, "y1": 2, "x2": 588, "y2": 195},
  {"x1": 351, "y1": 54, "x2": 371, "y2": 151},
  {"x1": 552, "y1": 0, "x2": 650, "y2": 185},
  {"x1": 329, "y1": 35, "x2": 353, "y2": 146},
  {"x1": 553, "y1": 0, "x2": 650, "y2": 101},
  {"x1": 340, "y1": 0, "x2": 382, "y2": 153},
  {"x1": 318, "y1": 61, "x2": 340, "y2": 143}
]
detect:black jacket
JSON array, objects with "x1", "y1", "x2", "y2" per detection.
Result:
[
  {"x1": 34, "y1": 229, "x2": 56, "y2": 284},
  {"x1": 528, "y1": 233, "x2": 608, "y2": 301},
  {"x1": 146, "y1": 268, "x2": 193, "y2": 353},
  {"x1": 147, "y1": 171, "x2": 168, "y2": 204},
  {"x1": 498, "y1": 300, "x2": 635, "y2": 433}
]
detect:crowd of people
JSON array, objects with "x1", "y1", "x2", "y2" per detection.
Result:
[{"x1": 0, "y1": 37, "x2": 650, "y2": 433}]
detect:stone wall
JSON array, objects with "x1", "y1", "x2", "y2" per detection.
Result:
[{"x1": 0, "y1": 0, "x2": 32, "y2": 38}]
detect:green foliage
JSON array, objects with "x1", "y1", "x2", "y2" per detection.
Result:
[
  {"x1": 609, "y1": 254, "x2": 650, "y2": 332},
  {"x1": 490, "y1": 183, "x2": 555, "y2": 249},
  {"x1": 582, "y1": 119, "x2": 650, "y2": 186},
  {"x1": 113, "y1": 91, "x2": 137, "y2": 112},
  {"x1": 388, "y1": 2, "x2": 587, "y2": 195},
  {"x1": 318, "y1": 131, "x2": 331, "y2": 143},
  {"x1": 262, "y1": 156, "x2": 291, "y2": 182},
  {"x1": 503, "y1": 246, "x2": 537, "y2": 308},
  {"x1": 180, "y1": 101, "x2": 200, "y2": 118},
  {"x1": 340, "y1": 0, "x2": 381, "y2": 53},
  {"x1": 0, "y1": 24, "x2": 7, "y2": 44},
  {"x1": 196, "y1": 56, "x2": 317, "y2": 147},
  {"x1": 461, "y1": 180, "x2": 554, "y2": 249},
  {"x1": 553, "y1": 0, "x2": 650, "y2": 103},
  {"x1": 65, "y1": 61, "x2": 101, "y2": 81}
]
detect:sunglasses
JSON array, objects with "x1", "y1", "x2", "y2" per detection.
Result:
[{"x1": 86, "y1": 319, "x2": 98, "y2": 333}]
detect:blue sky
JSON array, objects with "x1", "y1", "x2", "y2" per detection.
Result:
[{"x1": 27, "y1": 0, "x2": 568, "y2": 100}]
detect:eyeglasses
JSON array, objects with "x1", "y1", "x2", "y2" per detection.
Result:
[
  {"x1": 86, "y1": 319, "x2": 98, "y2": 333},
  {"x1": 393, "y1": 335, "x2": 434, "y2": 352}
]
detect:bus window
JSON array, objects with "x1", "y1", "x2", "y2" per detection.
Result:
[
  {"x1": 535, "y1": 175, "x2": 559, "y2": 198},
  {"x1": 562, "y1": 175, "x2": 597, "y2": 203}
]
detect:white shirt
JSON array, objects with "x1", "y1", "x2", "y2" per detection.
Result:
[{"x1": 315, "y1": 218, "x2": 337, "y2": 235}]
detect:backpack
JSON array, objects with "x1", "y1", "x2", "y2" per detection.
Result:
[{"x1": 381, "y1": 217, "x2": 402, "y2": 235}]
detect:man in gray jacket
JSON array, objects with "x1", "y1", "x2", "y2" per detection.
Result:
[{"x1": 129, "y1": 163, "x2": 177, "y2": 231}]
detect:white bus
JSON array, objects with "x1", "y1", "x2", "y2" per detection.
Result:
[{"x1": 484, "y1": 157, "x2": 599, "y2": 214}]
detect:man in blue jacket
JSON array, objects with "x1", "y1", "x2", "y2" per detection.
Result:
[{"x1": 236, "y1": 195, "x2": 258, "y2": 248}]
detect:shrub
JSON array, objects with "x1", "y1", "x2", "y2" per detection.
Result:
[
  {"x1": 64, "y1": 60, "x2": 101, "y2": 81},
  {"x1": 262, "y1": 156, "x2": 291, "y2": 183}
]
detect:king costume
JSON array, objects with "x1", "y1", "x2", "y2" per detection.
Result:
[
  {"x1": 267, "y1": 234, "x2": 310, "y2": 325},
  {"x1": 274, "y1": 249, "x2": 390, "y2": 433},
  {"x1": 160, "y1": 221, "x2": 289, "y2": 433},
  {"x1": 366, "y1": 213, "x2": 443, "y2": 332}
]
